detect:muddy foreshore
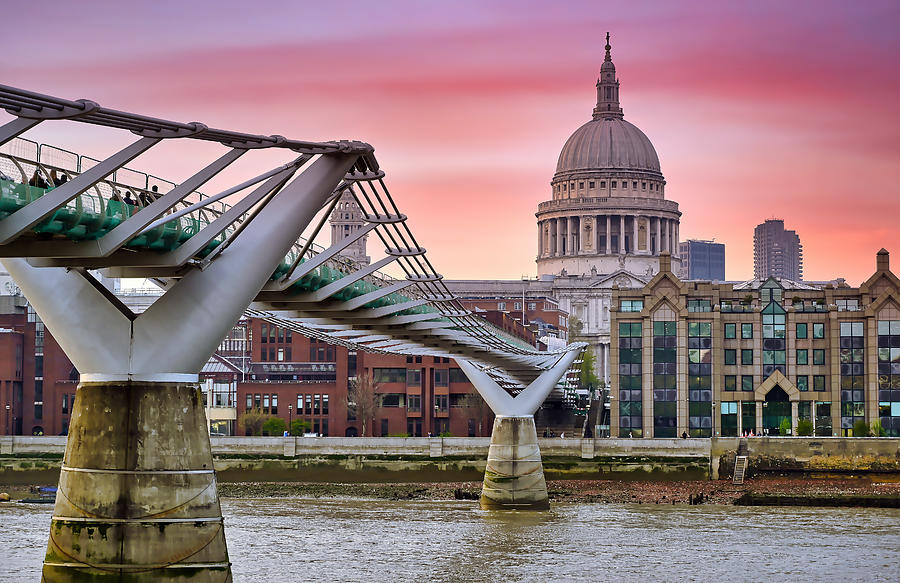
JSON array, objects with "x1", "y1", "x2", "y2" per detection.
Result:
[
  {"x1": 3, "y1": 476, "x2": 898, "y2": 507},
  {"x1": 215, "y1": 476, "x2": 900, "y2": 506}
]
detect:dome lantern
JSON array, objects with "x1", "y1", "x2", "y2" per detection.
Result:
[{"x1": 593, "y1": 32, "x2": 623, "y2": 120}]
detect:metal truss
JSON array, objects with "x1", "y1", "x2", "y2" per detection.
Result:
[{"x1": 0, "y1": 84, "x2": 585, "y2": 388}]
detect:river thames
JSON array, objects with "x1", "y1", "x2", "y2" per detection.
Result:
[{"x1": 2, "y1": 498, "x2": 899, "y2": 582}]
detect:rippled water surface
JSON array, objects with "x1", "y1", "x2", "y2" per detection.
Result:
[{"x1": 2, "y1": 498, "x2": 899, "y2": 582}]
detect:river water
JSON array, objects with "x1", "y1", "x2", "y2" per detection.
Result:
[{"x1": 1, "y1": 498, "x2": 898, "y2": 582}]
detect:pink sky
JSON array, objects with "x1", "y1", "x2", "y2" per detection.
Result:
[{"x1": 3, "y1": 0, "x2": 899, "y2": 284}]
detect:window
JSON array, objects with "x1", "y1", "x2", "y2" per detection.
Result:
[
  {"x1": 741, "y1": 375, "x2": 754, "y2": 391},
  {"x1": 632, "y1": 181, "x2": 638, "y2": 189},
  {"x1": 406, "y1": 369, "x2": 421, "y2": 386},
  {"x1": 314, "y1": 394, "x2": 320, "y2": 415},
  {"x1": 261, "y1": 323, "x2": 267, "y2": 343},
  {"x1": 813, "y1": 375, "x2": 826, "y2": 391},
  {"x1": 642, "y1": 182, "x2": 646, "y2": 189},
  {"x1": 687, "y1": 299, "x2": 712, "y2": 312},
  {"x1": 724, "y1": 376, "x2": 736, "y2": 391},
  {"x1": 877, "y1": 320, "x2": 900, "y2": 436},
  {"x1": 305, "y1": 394, "x2": 312, "y2": 415},
  {"x1": 619, "y1": 321, "x2": 643, "y2": 437},
  {"x1": 263, "y1": 394, "x2": 270, "y2": 414},
  {"x1": 514, "y1": 302, "x2": 521, "y2": 310},
  {"x1": 741, "y1": 323, "x2": 753, "y2": 339},
  {"x1": 836, "y1": 298, "x2": 860, "y2": 311},
  {"x1": 796, "y1": 323, "x2": 808, "y2": 339},
  {"x1": 271, "y1": 394, "x2": 278, "y2": 415},
  {"x1": 620, "y1": 300, "x2": 643, "y2": 312},
  {"x1": 724, "y1": 349, "x2": 736, "y2": 365},
  {"x1": 724, "y1": 323, "x2": 736, "y2": 339},
  {"x1": 741, "y1": 349, "x2": 753, "y2": 365},
  {"x1": 380, "y1": 394, "x2": 404, "y2": 407},
  {"x1": 612, "y1": 181, "x2": 617, "y2": 189},
  {"x1": 813, "y1": 323, "x2": 825, "y2": 339},
  {"x1": 579, "y1": 182, "x2": 584, "y2": 189},
  {"x1": 434, "y1": 369, "x2": 449, "y2": 387},
  {"x1": 407, "y1": 394, "x2": 421, "y2": 412},
  {"x1": 373, "y1": 368, "x2": 407, "y2": 383},
  {"x1": 449, "y1": 368, "x2": 467, "y2": 384},
  {"x1": 434, "y1": 394, "x2": 449, "y2": 413},
  {"x1": 796, "y1": 376, "x2": 809, "y2": 391},
  {"x1": 497, "y1": 302, "x2": 506, "y2": 311},
  {"x1": 589, "y1": 181, "x2": 595, "y2": 189},
  {"x1": 246, "y1": 394, "x2": 252, "y2": 411},
  {"x1": 813, "y1": 349, "x2": 825, "y2": 366},
  {"x1": 600, "y1": 181, "x2": 606, "y2": 188},
  {"x1": 797, "y1": 349, "x2": 808, "y2": 365},
  {"x1": 652, "y1": 320, "x2": 678, "y2": 438},
  {"x1": 527, "y1": 302, "x2": 536, "y2": 310},
  {"x1": 61, "y1": 394, "x2": 68, "y2": 415}
]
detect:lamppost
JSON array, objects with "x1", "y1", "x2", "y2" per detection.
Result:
[
  {"x1": 288, "y1": 403, "x2": 293, "y2": 436},
  {"x1": 4, "y1": 404, "x2": 9, "y2": 435}
]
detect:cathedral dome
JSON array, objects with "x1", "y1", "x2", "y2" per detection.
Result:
[{"x1": 556, "y1": 117, "x2": 661, "y2": 175}]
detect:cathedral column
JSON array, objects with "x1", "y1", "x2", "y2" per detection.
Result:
[
  {"x1": 549, "y1": 219, "x2": 557, "y2": 255},
  {"x1": 674, "y1": 222, "x2": 680, "y2": 257},
  {"x1": 605, "y1": 215, "x2": 611, "y2": 254},
  {"x1": 632, "y1": 215, "x2": 639, "y2": 254},
  {"x1": 553, "y1": 218, "x2": 563, "y2": 257},
  {"x1": 653, "y1": 217, "x2": 660, "y2": 255},
  {"x1": 569, "y1": 216, "x2": 577, "y2": 255},
  {"x1": 618, "y1": 215, "x2": 625, "y2": 254},
  {"x1": 660, "y1": 219, "x2": 667, "y2": 253},
  {"x1": 537, "y1": 221, "x2": 542, "y2": 257}
]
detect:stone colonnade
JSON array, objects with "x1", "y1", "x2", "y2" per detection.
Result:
[{"x1": 538, "y1": 214, "x2": 679, "y2": 257}]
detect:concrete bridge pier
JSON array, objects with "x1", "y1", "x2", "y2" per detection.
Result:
[
  {"x1": 481, "y1": 415, "x2": 549, "y2": 510},
  {"x1": 43, "y1": 381, "x2": 229, "y2": 582},
  {"x1": 1, "y1": 151, "x2": 359, "y2": 581},
  {"x1": 457, "y1": 347, "x2": 583, "y2": 510}
]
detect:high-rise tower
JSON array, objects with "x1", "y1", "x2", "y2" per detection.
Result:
[{"x1": 753, "y1": 219, "x2": 802, "y2": 280}]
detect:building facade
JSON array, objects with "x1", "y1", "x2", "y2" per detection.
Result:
[
  {"x1": 754, "y1": 219, "x2": 803, "y2": 281},
  {"x1": 679, "y1": 240, "x2": 725, "y2": 281},
  {"x1": 611, "y1": 249, "x2": 900, "y2": 438}
]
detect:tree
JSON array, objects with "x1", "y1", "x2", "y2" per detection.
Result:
[
  {"x1": 871, "y1": 420, "x2": 887, "y2": 437},
  {"x1": 262, "y1": 417, "x2": 287, "y2": 436},
  {"x1": 853, "y1": 419, "x2": 872, "y2": 437},
  {"x1": 796, "y1": 419, "x2": 814, "y2": 436},
  {"x1": 347, "y1": 372, "x2": 379, "y2": 437},
  {"x1": 290, "y1": 419, "x2": 311, "y2": 436},
  {"x1": 579, "y1": 347, "x2": 600, "y2": 390},
  {"x1": 779, "y1": 417, "x2": 792, "y2": 436},
  {"x1": 240, "y1": 408, "x2": 267, "y2": 436}
]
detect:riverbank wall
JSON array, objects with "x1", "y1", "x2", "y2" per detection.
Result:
[{"x1": 2, "y1": 436, "x2": 898, "y2": 484}]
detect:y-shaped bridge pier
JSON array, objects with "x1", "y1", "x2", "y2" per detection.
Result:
[{"x1": 0, "y1": 84, "x2": 584, "y2": 581}]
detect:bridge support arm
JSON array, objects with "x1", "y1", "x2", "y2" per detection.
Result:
[{"x1": 457, "y1": 346, "x2": 584, "y2": 510}]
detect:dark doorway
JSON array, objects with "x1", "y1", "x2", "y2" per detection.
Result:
[{"x1": 763, "y1": 386, "x2": 792, "y2": 435}]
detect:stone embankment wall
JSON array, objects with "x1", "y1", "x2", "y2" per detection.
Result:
[{"x1": 2, "y1": 436, "x2": 897, "y2": 483}]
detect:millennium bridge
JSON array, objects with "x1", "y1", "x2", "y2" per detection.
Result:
[{"x1": 0, "y1": 84, "x2": 585, "y2": 582}]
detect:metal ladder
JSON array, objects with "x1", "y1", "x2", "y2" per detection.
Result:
[{"x1": 733, "y1": 456, "x2": 749, "y2": 485}]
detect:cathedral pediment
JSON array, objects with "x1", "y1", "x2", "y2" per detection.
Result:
[{"x1": 590, "y1": 269, "x2": 649, "y2": 290}]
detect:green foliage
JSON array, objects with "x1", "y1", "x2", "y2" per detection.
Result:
[
  {"x1": 262, "y1": 417, "x2": 287, "y2": 436},
  {"x1": 796, "y1": 419, "x2": 814, "y2": 436},
  {"x1": 438, "y1": 431, "x2": 453, "y2": 438},
  {"x1": 853, "y1": 419, "x2": 871, "y2": 437},
  {"x1": 870, "y1": 420, "x2": 886, "y2": 437},
  {"x1": 386, "y1": 433, "x2": 411, "y2": 437},
  {"x1": 779, "y1": 418, "x2": 792, "y2": 436},
  {"x1": 290, "y1": 419, "x2": 311, "y2": 436},
  {"x1": 240, "y1": 408, "x2": 267, "y2": 436},
  {"x1": 579, "y1": 347, "x2": 600, "y2": 389}
]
